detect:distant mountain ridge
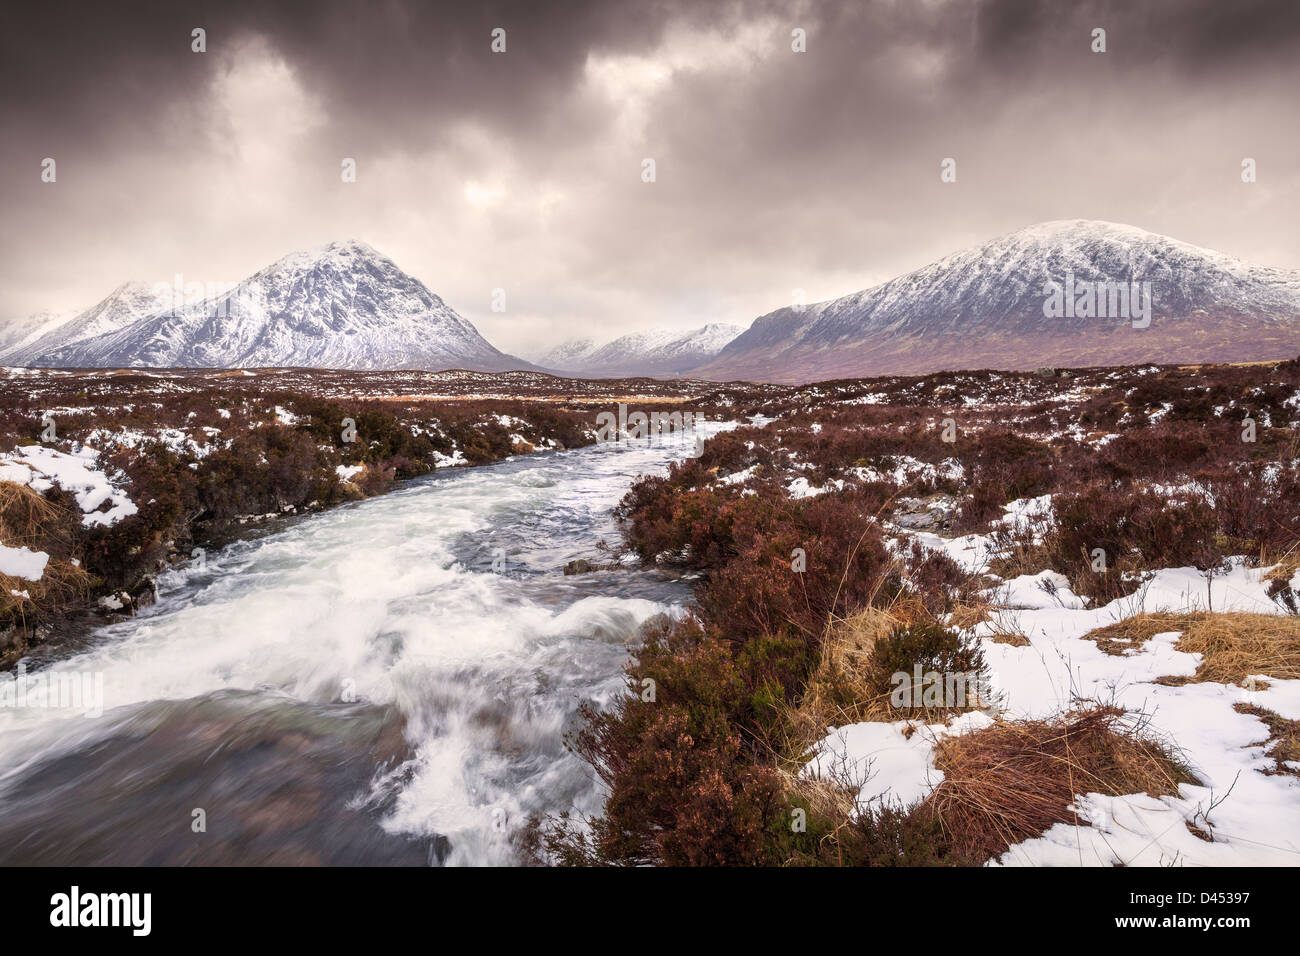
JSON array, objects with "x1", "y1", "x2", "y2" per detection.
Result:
[
  {"x1": 694, "y1": 220, "x2": 1300, "y2": 383},
  {"x1": 2, "y1": 283, "x2": 165, "y2": 367},
  {"x1": 537, "y1": 323, "x2": 743, "y2": 377},
  {"x1": 11, "y1": 222, "x2": 1298, "y2": 382}
]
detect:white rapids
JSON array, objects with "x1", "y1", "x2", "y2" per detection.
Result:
[{"x1": 0, "y1": 424, "x2": 724, "y2": 865}]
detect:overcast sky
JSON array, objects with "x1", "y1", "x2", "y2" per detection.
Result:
[{"x1": 2, "y1": 0, "x2": 1298, "y2": 355}]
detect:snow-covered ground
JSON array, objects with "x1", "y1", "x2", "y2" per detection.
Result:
[
  {"x1": 0, "y1": 543, "x2": 49, "y2": 580},
  {"x1": 806, "y1": 515, "x2": 1300, "y2": 867},
  {"x1": 0, "y1": 444, "x2": 137, "y2": 527}
]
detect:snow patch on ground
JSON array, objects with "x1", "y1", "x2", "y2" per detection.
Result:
[
  {"x1": 0, "y1": 543, "x2": 49, "y2": 580},
  {"x1": 808, "y1": 511, "x2": 1300, "y2": 866},
  {"x1": 805, "y1": 712, "x2": 995, "y2": 810},
  {"x1": 0, "y1": 445, "x2": 138, "y2": 526},
  {"x1": 433, "y1": 448, "x2": 468, "y2": 468}
]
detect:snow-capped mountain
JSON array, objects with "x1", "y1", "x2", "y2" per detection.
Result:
[
  {"x1": 0, "y1": 308, "x2": 80, "y2": 361},
  {"x1": 538, "y1": 323, "x2": 743, "y2": 378},
  {"x1": 535, "y1": 337, "x2": 599, "y2": 370},
  {"x1": 30, "y1": 241, "x2": 536, "y2": 372},
  {"x1": 695, "y1": 220, "x2": 1300, "y2": 383},
  {"x1": 0, "y1": 283, "x2": 165, "y2": 366}
]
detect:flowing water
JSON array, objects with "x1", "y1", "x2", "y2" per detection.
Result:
[{"x1": 0, "y1": 426, "x2": 722, "y2": 865}]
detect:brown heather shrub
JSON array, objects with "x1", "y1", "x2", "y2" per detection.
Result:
[
  {"x1": 197, "y1": 427, "x2": 339, "y2": 521},
  {"x1": 1205, "y1": 462, "x2": 1300, "y2": 557},
  {"x1": 533, "y1": 616, "x2": 791, "y2": 866},
  {"x1": 953, "y1": 430, "x2": 1055, "y2": 531},
  {"x1": 1096, "y1": 424, "x2": 1219, "y2": 481},
  {"x1": 829, "y1": 800, "x2": 962, "y2": 866},
  {"x1": 693, "y1": 490, "x2": 899, "y2": 646},
  {"x1": 1040, "y1": 484, "x2": 1222, "y2": 602},
  {"x1": 901, "y1": 537, "x2": 982, "y2": 615}
]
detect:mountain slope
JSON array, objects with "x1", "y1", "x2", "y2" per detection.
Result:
[
  {"x1": 0, "y1": 308, "x2": 80, "y2": 362},
  {"x1": 534, "y1": 337, "x2": 598, "y2": 370},
  {"x1": 35, "y1": 241, "x2": 536, "y2": 372},
  {"x1": 540, "y1": 323, "x2": 743, "y2": 377},
  {"x1": 694, "y1": 220, "x2": 1300, "y2": 383},
  {"x1": 1, "y1": 283, "x2": 165, "y2": 366}
]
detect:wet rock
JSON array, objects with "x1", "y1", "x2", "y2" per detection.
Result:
[
  {"x1": 563, "y1": 558, "x2": 594, "y2": 575},
  {"x1": 96, "y1": 592, "x2": 131, "y2": 614},
  {"x1": 129, "y1": 576, "x2": 157, "y2": 612},
  {"x1": 892, "y1": 494, "x2": 958, "y2": 533}
]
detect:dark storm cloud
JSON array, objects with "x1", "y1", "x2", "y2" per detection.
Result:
[
  {"x1": 2, "y1": 0, "x2": 1298, "y2": 352},
  {"x1": 4, "y1": 0, "x2": 1295, "y2": 154},
  {"x1": 4, "y1": 0, "x2": 700, "y2": 150}
]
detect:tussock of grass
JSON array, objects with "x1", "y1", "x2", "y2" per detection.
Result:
[
  {"x1": 1163, "y1": 613, "x2": 1300, "y2": 684},
  {"x1": 773, "y1": 765, "x2": 856, "y2": 825},
  {"x1": 947, "y1": 602, "x2": 991, "y2": 630},
  {"x1": 923, "y1": 706, "x2": 1198, "y2": 863},
  {"x1": 792, "y1": 607, "x2": 900, "y2": 740},
  {"x1": 1234, "y1": 703, "x2": 1300, "y2": 777},
  {"x1": 0, "y1": 481, "x2": 92, "y2": 625},
  {"x1": 1082, "y1": 612, "x2": 1195, "y2": 656},
  {"x1": 0, "y1": 480, "x2": 68, "y2": 546},
  {"x1": 782, "y1": 608, "x2": 991, "y2": 781},
  {"x1": 986, "y1": 627, "x2": 1031, "y2": 647},
  {"x1": 1083, "y1": 611, "x2": 1300, "y2": 685}
]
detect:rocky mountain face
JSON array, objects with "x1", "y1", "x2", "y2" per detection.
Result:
[
  {"x1": 538, "y1": 323, "x2": 743, "y2": 377},
  {"x1": 693, "y1": 220, "x2": 1300, "y2": 383},
  {"x1": 16, "y1": 242, "x2": 536, "y2": 373},
  {"x1": 1, "y1": 284, "x2": 163, "y2": 367}
]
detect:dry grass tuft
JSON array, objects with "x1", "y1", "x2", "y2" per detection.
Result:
[
  {"x1": 1164, "y1": 614, "x2": 1299, "y2": 685},
  {"x1": 0, "y1": 480, "x2": 68, "y2": 546},
  {"x1": 947, "y1": 602, "x2": 991, "y2": 630},
  {"x1": 1083, "y1": 612, "x2": 1300, "y2": 685},
  {"x1": 791, "y1": 607, "x2": 900, "y2": 742},
  {"x1": 1082, "y1": 612, "x2": 1195, "y2": 656},
  {"x1": 773, "y1": 765, "x2": 856, "y2": 824},
  {"x1": 923, "y1": 705, "x2": 1197, "y2": 863},
  {"x1": 1234, "y1": 703, "x2": 1300, "y2": 777},
  {"x1": 986, "y1": 627, "x2": 1031, "y2": 647},
  {"x1": 0, "y1": 481, "x2": 92, "y2": 625}
]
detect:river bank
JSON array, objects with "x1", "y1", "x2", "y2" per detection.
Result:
[
  {"x1": 0, "y1": 422, "x2": 730, "y2": 864},
  {"x1": 535, "y1": 357, "x2": 1300, "y2": 866},
  {"x1": 0, "y1": 366, "x2": 762, "y2": 665}
]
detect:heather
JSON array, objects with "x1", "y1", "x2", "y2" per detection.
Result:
[{"x1": 534, "y1": 357, "x2": 1300, "y2": 865}]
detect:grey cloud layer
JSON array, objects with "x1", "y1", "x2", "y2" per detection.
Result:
[{"x1": 2, "y1": 0, "x2": 1297, "y2": 353}]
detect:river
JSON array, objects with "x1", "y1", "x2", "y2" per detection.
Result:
[{"x1": 0, "y1": 424, "x2": 721, "y2": 865}]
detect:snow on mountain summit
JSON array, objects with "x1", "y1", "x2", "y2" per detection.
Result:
[
  {"x1": 2, "y1": 283, "x2": 165, "y2": 367},
  {"x1": 32, "y1": 243, "x2": 535, "y2": 372},
  {"x1": 537, "y1": 323, "x2": 744, "y2": 377},
  {"x1": 696, "y1": 219, "x2": 1300, "y2": 383}
]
